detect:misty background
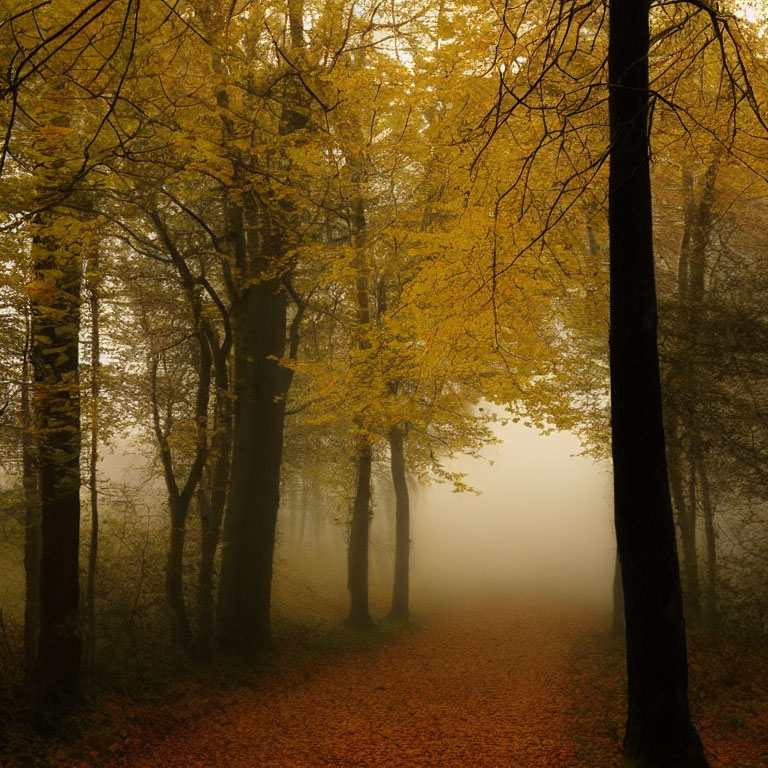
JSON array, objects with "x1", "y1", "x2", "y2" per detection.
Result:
[{"x1": 267, "y1": 418, "x2": 615, "y2": 619}]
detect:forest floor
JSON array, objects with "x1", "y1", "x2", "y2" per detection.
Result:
[{"x1": 6, "y1": 592, "x2": 767, "y2": 768}]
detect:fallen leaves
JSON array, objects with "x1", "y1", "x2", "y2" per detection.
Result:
[
  {"x1": 39, "y1": 594, "x2": 767, "y2": 768},
  {"x1": 85, "y1": 595, "x2": 597, "y2": 767}
]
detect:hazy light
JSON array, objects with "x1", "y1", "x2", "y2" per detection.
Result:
[{"x1": 412, "y1": 421, "x2": 615, "y2": 606}]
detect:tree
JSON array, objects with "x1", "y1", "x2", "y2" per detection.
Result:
[
  {"x1": 387, "y1": 423, "x2": 410, "y2": 622},
  {"x1": 214, "y1": 0, "x2": 310, "y2": 653},
  {"x1": 27, "y1": 207, "x2": 83, "y2": 713},
  {"x1": 608, "y1": 0, "x2": 707, "y2": 763}
]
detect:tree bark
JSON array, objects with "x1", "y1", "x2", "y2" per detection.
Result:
[
  {"x1": 388, "y1": 425, "x2": 410, "y2": 623},
  {"x1": 197, "y1": 310, "x2": 231, "y2": 660},
  {"x1": 197, "y1": 489, "x2": 219, "y2": 659},
  {"x1": 218, "y1": 278, "x2": 287, "y2": 653},
  {"x1": 214, "y1": 1, "x2": 307, "y2": 655},
  {"x1": 150, "y1": 212, "x2": 225, "y2": 658},
  {"x1": 21, "y1": 303, "x2": 40, "y2": 674},
  {"x1": 608, "y1": 1, "x2": 708, "y2": 765},
  {"x1": 149, "y1": 333, "x2": 209, "y2": 654},
  {"x1": 29, "y1": 218, "x2": 83, "y2": 713},
  {"x1": 84, "y1": 253, "x2": 100, "y2": 682},
  {"x1": 166, "y1": 505, "x2": 193, "y2": 651},
  {"x1": 348, "y1": 433, "x2": 373, "y2": 627}
]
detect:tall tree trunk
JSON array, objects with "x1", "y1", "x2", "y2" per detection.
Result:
[
  {"x1": 214, "y1": 0, "x2": 306, "y2": 656},
  {"x1": 21, "y1": 304, "x2": 40, "y2": 674},
  {"x1": 84, "y1": 254, "x2": 100, "y2": 682},
  {"x1": 218, "y1": 279, "x2": 287, "y2": 653},
  {"x1": 28, "y1": 218, "x2": 83, "y2": 713},
  {"x1": 667, "y1": 155, "x2": 719, "y2": 628},
  {"x1": 343, "y1": 133, "x2": 373, "y2": 628},
  {"x1": 388, "y1": 425, "x2": 410, "y2": 623},
  {"x1": 608, "y1": 2, "x2": 707, "y2": 765},
  {"x1": 197, "y1": 326, "x2": 231, "y2": 661},
  {"x1": 348, "y1": 433, "x2": 373, "y2": 627}
]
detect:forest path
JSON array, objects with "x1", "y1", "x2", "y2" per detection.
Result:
[{"x1": 120, "y1": 594, "x2": 604, "y2": 768}]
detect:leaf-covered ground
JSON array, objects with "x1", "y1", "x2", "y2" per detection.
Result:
[
  {"x1": 26, "y1": 594, "x2": 768, "y2": 767},
  {"x1": 95, "y1": 595, "x2": 593, "y2": 767}
]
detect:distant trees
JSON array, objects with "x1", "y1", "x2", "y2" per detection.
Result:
[
  {"x1": 657, "y1": 150, "x2": 768, "y2": 638},
  {"x1": 1, "y1": 0, "x2": 523, "y2": 687}
]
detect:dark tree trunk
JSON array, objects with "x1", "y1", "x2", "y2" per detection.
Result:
[
  {"x1": 197, "y1": 337, "x2": 231, "y2": 660},
  {"x1": 608, "y1": 2, "x2": 708, "y2": 765},
  {"x1": 341, "y1": 140, "x2": 373, "y2": 628},
  {"x1": 84, "y1": 256, "x2": 100, "y2": 681},
  {"x1": 29, "y1": 221, "x2": 83, "y2": 713},
  {"x1": 348, "y1": 435, "x2": 373, "y2": 627},
  {"x1": 388, "y1": 425, "x2": 410, "y2": 623},
  {"x1": 151, "y1": 213, "x2": 227, "y2": 659},
  {"x1": 217, "y1": 279, "x2": 287, "y2": 653},
  {"x1": 21, "y1": 305, "x2": 40, "y2": 674},
  {"x1": 213, "y1": 0, "x2": 306, "y2": 656},
  {"x1": 197, "y1": 491, "x2": 219, "y2": 659},
  {"x1": 166, "y1": 506, "x2": 193, "y2": 651},
  {"x1": 149, "y1": 322, "x2": 209, "y2": 655}
]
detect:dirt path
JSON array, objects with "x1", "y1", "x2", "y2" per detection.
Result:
[{"x1": 115, "y1": 595, "x2": 602, "y2": 768}]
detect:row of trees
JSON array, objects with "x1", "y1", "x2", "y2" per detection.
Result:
[
  {"x1": 0, "y1": 0, "x2": 573, "y2": 710},
  {"x1": 1, "y1": 0, "x2": 766, "y2": 764}
]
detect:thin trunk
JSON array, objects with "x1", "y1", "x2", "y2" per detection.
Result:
[
  {"x1": 608, "y1": 2, "x2": 707, "y2": 765},
  {"x1": 296, "y1": 479, "x2": 308, "y2": 552},
  {"x1": 21, "y1": 304, "x2": 40, "y2": 674},
  {"x1": 669, "y1": 154, "x2": 718, "y2": 628},
  {"x1": 149, "y1": 322, "x2": 210, "y2": 654},
  {"x1": 197, "y1": 321, "x2": 231, "y2": 661},
  {"x1": 197, "y1": 489, "x2": 219, "y2": 660},
  {"x1": 150, "y1": 213, "x2": 226, "y2": 659},
  {"x1": 166, "y1": 505, "x2": 192, "y2": 650},
  {"x1": 84, "y1": 255, "x2": 100, "y2": 682},
  {"x1": 348, "y1": 434, "x2": 373, "y2": 627},
  {"x1": 668, "y1": 446, "x2": 701, "y2": 624},
  {"x1": 388, "y1": 425, "x2": 410, "y2": 623},
  {"x1": 699, "y1": 459, "x2": 718, "y2": 633},
  {"x1": 29, "y1": 218, "x2": 83, "y2": 712},
  {"x1": 687, "y1": 461, "x2": 698, "y2": 600},
  {"x1": 343, "y1": 132, "x2": 373, "y2": 628}
]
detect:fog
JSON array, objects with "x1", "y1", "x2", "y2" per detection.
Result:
[
  {"x1": 273, "y1": 419, "x2": 616, "y2": 620},
  {"x1": 411, "y1": 422, "x2": 615, "y2": 606},
  {"x1": 0, "y1": 420, "x2": 616, "y2": 626}
]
